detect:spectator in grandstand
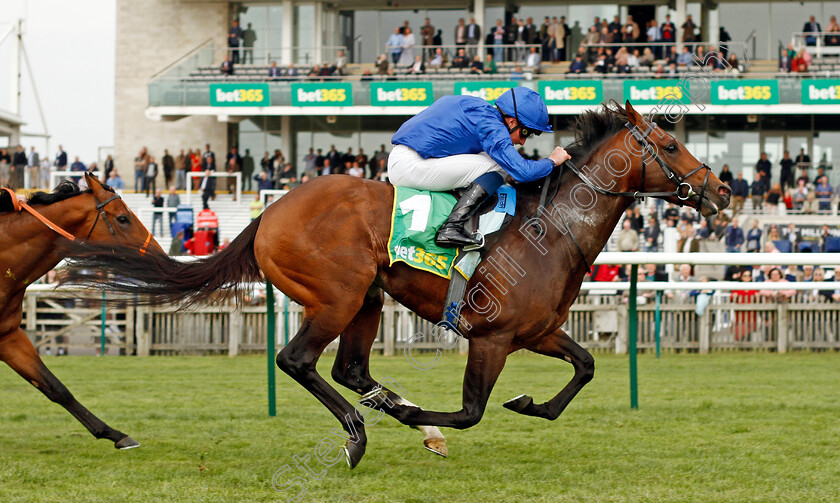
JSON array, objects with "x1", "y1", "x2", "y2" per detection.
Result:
[
  {"x1": 199, "y1": 169, "x2": 216, "y2": 211},
  {"x1": 220, "y1": 55, "x2": 234, "y2": 76},
  {"x1": 593, "y1": 51, "x2": 610, "y2": 74},
  {"x1": 731, "y1": 268, "x2": 759, "y2": 341},
  {"x1": 240, "y1": 149, "x2": 254, "y2": 191},
  {"x1": 663, "y1": 202, "x2": 680, "y2": 227},
  {"x1": 189, "y1": 148, "x2": 202, "y2": 190},
  {"x1": 25, "y1": 146, "x2": 39, "y2": 189},
  {"x1": 106, "y1": 170, "x2": 125, "y2": 192},
  {"x1": 202, "y1": 144, "x2": 216, "y2": 172},
  {"x1": 451, "y1": 48, "x2": 469, "y2": 68},
  {"x1": 760, "y1": 268, "x2": 796, "y2": 300},
  {"x1": 815, "y1": 175, "x2": 833, "y2": 212},
  {"x1": 640, "y1": 47, "x2": 656, "y2": 68},
  {"x1": 372, "y1": 157, "x2": 388, "y2": 181},
  {"x1": 254, "y1": 171, "x2": 273, "y2": 191},
  {"x1": 249, "y1": 193, "x2": 264, "y2": 222},
  {"x1": 419, "y1": 18, "x2": 435, "y2": 58},
  {"x1": 0, "y1": 148, "x2": 10, "y2": 187},
  {"x1": 750, "y1": 172, "x2": 766, "y2": 211},
  {"x1": 525, "y1": 47, "x2": 540, "y2": 70},
  {"x1": 150, "y1": 189, "x2": 164, "y2": 236},
  {"x1": 755, "y1": 152, "x2": 771, "y2": 189},
  {"x1": 793, "y1": 178, "x2": 809, "y2": 210},
  {"x1": 225, "y1": 146, "x2": 242, "y2": 196},
  {"x1": 162, "y1": 149, "x2": 174, "y2": 189},
  {"x1": 809, "y1": 267, "x2": 835, "y2": 302},
  {"x1": 777, "y1": 150, "x2": 794, "y2": 189},
  {"x1": 491, "y1": 19, "x2": 505, "y2": 63},
  {"x1": 803, "y1": 15, "x2": 822, "y2": 46},
  {"x1": 623, "y1": 15, "x2": 640, "y2": 45},
  {"x1": 228, "y1": 20, "x2": 243, "y2": 63},
  {"x1": 795, "y1": 147, "x2": 811, "y2": 169},
  {"x1": 464, "y1": 17, "x2": 481, "y2": 57},
  {"x1": 144, "y1": 156, "x2": 158, "y2": 196},
  {"x1": 165, "y1": 185, "x2": 180, "y2": 227},
  {"x1": 334, "y1": 50, "x2": 347, "y2": 76},
  {"x1": 429, "y1": 48, "x2": 444, "y2": 68},
  {"x1": 676, "y1": 46, "x2": 692, "y2": 66},
  {"x1": 567, "y1": 54, "x2": 587, "y2": 74},
  {"x1": 398, "y1": 28, "x2": 415, "y2": 67},
  {"x1": 766, "y1": 182, "x2": 783, "y2": 213},
  {"x1": 696, "y1": 218, "x2": 712, "y2": 239},
  {"x1": 661, "y1": 15, "x2": 676, "y2": 56},
  {"x1": 511, "y1": 65, "x2": 524, "y2": 80},
  {"x1": 133, "y1": 147, "x2": 147, "y2": 191},
  {"x1": 284, "y1": 62, "x2": 298, "y2": 79},
  {"x1": 268, "y1": 61, "x2": 282, "y2": 80},
  {"x1": 347, "y1": 162, "x2": 364, "y2": 178},
  {"x1": 681, "y1": 14, "x2": 697, "y2": 49},
  {"x1": 408, "y1": 55, "x2": 425, "y2": 75},
  {"x1": 582, "y1": 26, "x2": 600, "y2": 62},
  {"x1": 827, "y1": 16, "x2": 840, "y2": 46},
  {"x1": 617, "y1": 219, "x2": 640, "y2": 252},
  {"x1": 718, "y1": 164, "x2": 733, "y2": 185},
  {"x1": 9, "y1": 145, "x2": 25, "y2": 189},
  {"x1": 791, "y1": 48, "x2": 810, "y2": 72},
  {"x1": 468, "y1": 55, "x2": 484, "y2": 74},
  {"x1": 627, "y1": 49, "x2": 640, "y2": 69},
  {"x1": 386, "y1": 27, "x2": 404, "y2": 65},
  {"x1": 745, "y1": 219, "x2": 762, "y2": 252},
  {"x1": 644, "y1": 216, "x2": 660, "y2": 252},
  {"x1": 832, "y1": 267, "x2": 840, "y2": 302}
]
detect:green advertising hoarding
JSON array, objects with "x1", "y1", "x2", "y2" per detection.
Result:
[
  {"x1": 801, "y1": 79, "x2": 840, "y2": 104},
  {"x1": 291, "y1": 82, "x2": 353, "y2": 106},
  {"x1": 454, "y1": 81, "x2": 517, "y2": 103},
  {"x1": 209, "y1": 83, "x2": 270, "y2": 107},
  {"x1": 711, "y1": 80, "x2": 779, "y2": 105},
  {"x1": 539, "y1": 81, "x2": 603, "y2": 105},
  {"x1": 623, "y1": 80, "x2": 688, "y2": 105},
  {"x1": 370, "y1": 82, "x2": 434, "y2": 106}
]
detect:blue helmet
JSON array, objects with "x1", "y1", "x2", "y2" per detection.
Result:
[{"x1": 495, "y1": 87, "x2": 552, "y2": 133}]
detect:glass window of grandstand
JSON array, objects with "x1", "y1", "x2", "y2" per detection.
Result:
[{"x1": 236, "y1": 5, "x2": 283, "y2": 65}]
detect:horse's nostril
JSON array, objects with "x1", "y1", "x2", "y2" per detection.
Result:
[{"x1": 718, "y1": 186, "x2": 731, "y2": 198}]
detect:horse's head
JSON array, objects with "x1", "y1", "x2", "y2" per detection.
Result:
[
  {"x1": 623, "y1": 101, "x2": 731, "y2": 216},
  {"x1": 82, "y1": 172, "x2": 164, "y2": 254}
]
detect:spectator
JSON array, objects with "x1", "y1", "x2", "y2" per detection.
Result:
[
  {"x1": 166, "y1": 185, "x2": 180, "y2": 229},
  {"x1": 582, "y1": 26, "x2": 600, "y2": 62},
  {"x1": 644, "y1": 216, "x2": 660, "y2": 252},
  {"x1": 25, "y1": 146, "x2": 40, "y2": 189},
  {"x1": 375, "y1": 54, "x2": 389, "y2": 75},
  {"x1": 803, "y1": 15, "x2": 822, "y2": 46},
  {"x1": 151, "y1": 189, "x2": 164, "y2": 236},
  {"x1": 467, "y1": 17, "x2": 482, "y2": 56},
  {"x1": 623, "y1": 15, "x2": 640, "y2": 44},
  {"x1": 779, "y1": 150, "x2": 794, "y2": 189},
  {"x1": 724, "y1": 218, "x2": 744, "y2": 253},
  {"x1": 661, "y1": 15, "x2": 676, "y2": 56},
  {"x1": 268, "y1": 61, "x2": 282, "y2": 80},
  {"x1": 11, "y1": 145, "x2": 26, "y2": 189},
  {"x1": 420, "y1": 18, "x2": 435, "y2": 58},
  {"x1": 640, "y1": 47, "x2": 655, "y2": 68},
  {"x1": 749, "y1": 172, "x2": 765, "y2": 210},
  {"x1": 567, "y1": 54, "x2": 587, "y2": 74},
  {"x1": 170, "y1": 230, "x2": 184, "y2": 256},
  {"x1": 254, "y1": 170, "x2": 273, "y2": 191},
  {"x1": 491, "y1": 19, "x2": 505, "y2": 63},
  {"x1": 617, "y1": 219, "x2": 639, "y2": 252},
  {"x1": 133, "y1": 147, "x2": 148, "y2": 191},
  {"x1": 731, "y1": 268, "x2": 759, "y2": 341},
  {"x1": 795, "y1": 148, "x2": 811, "y2": 170},
  {"x1": 189, "y1": 148, "x2": 202, "y2": 190},
  {"x1": 200, "y1": 169, "x2": 216, "y2": 210},
  {"x1": 682, "y1": 14, "x2": 697, "y2": 49},
  {"x1": 793, "y1": 178, "x2": 809, "y2": 210},
  {"x1": 755, "y1": 152, "x2": 771, "y2": 189},
  {"x1": 347, "y1": 162, "x2": 364, "y2": 177},
  {"x1": 386, "y1": 27, "x2": 404, "y2": 65},
  {"x1": 525, "y1": 47, "x2": 540, "y2": 69},
  {"x1": 226, "y1": 146, "x2": 242, "y2": 196},
  {"x1": 454, "y1": 17, "x2": 467, "y2": 48},
  {"x1": 106, "y1": 170, "x2": 125, "y2": 191},
  {"x1": 451, "y1": 48, "x2": 469, "y2": 68},
  {"x1": 511, "y1": 65, "x2": 524, "y2": 80},
  {"x1": 228, "y1": 20, "x2": 243, "y2": 63},
  {"x1": 162, "y1": 149, "x2": 174, "y2": 188},
  {"x1": 334, "y1": 49, "x2": 347, "y2": 75},
  {"x1": 759, "y1": 267, "x2": 796, "y2": 300},
  {"x1": 791, "y1": 48, "x2": 809, "y2": 72},
  {"x1": 398, "y1": 28, "x2": 415, "y2": 67},
  {"x1": 483, "y1": 54, "x2": 498, "y2": 74},
  {"x1": 409, "y1": 55, "x2": 425, "y2": 75},
  {"x1": 815, "y1": 175, "x2": 833, "y2": 212},
  {"x1": 832, "y1": 267, "x2": 840, "y2": 302},
  {"x1": 827, "y1": 16, "x2": 840, "y2": 46},
  {"x1": 646, "y1": 20, "x2": 661, "y2": 58},
  {"x1": 429, "y1": 48, "x2": 444, "y2": 67},
  {"x1": 220, "y1": 55, "x2": 234, "y2": 76},
  {"x1": 766, "y1": 182, "x2": 783, "y2": 213},
  {"x1": 285, "y1": 62, "x2": 298, "y2": 79},
  {"x1": 144, "y1": 156, "x2": 158, "y2": 196},
  {"x1": 745, "y1": 219, "x2": 762, "y2": 252},
  {"x1": 718, "y1": 164, "x2": 733, "y2": 185},
  {"x1": 677, "y1": 46, "x2": 692, "y2": 66},
  {"x1": 469, "y1": 54, "x2": 484, "y2": 74}
]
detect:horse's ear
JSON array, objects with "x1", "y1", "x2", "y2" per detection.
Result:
[
  {"x1": 85, "y1": 172, "x2": 104, "y2": 192},
  {"x1": 625, "y1": 100, "x2": 641, "y2": 126}
]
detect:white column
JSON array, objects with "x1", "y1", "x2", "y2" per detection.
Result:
[
  {"x1": 314, "y1": 1, "x2": 323, "y2": 64},
  {"x1": 675, "y1": 0, "x2": 687, "y2": 55},
  {"x1": 280, "y1": 116, "x2": 292, "y2": 167},
  {"x1": 281, "y1": 0, "x2": 293, "y2": 65},
  {"x1": 10, "y1": 20, "x2": 22, "y2": 116},
  {"x1": 474, "y1": 0, "x2": 485, "y2": 60},
  {"x1": 708, "y1": 6, "x2": 720, "y2": 48}
]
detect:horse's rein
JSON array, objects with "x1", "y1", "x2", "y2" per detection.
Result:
[
  {"x1": 1, "y1": 187, "x2": 152, "y2": 255},
  {"x1": 2, "y1": 187, "x2": 75, "y2": 241}
]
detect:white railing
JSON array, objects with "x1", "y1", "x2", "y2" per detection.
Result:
[
  {"x1": 49, "y1": 171, "x2": 102, "y2": 190},
  {"x1": 258, "y1": 189, "x2": 288, "y2": 206},
  {"x1": 791, "y1": 31, "x2": 840, "y2": 57}
]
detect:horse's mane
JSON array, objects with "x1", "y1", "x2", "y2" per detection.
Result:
[
  {"x1": 518, "y1": 101, "x2": 629, "y2": 195},
  {"x1": 0, "y1": 181, "x2": 93, "y2": 213}
]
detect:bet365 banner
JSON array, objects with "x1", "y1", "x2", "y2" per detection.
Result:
[
  {"x1": 455, "y1": 81, "x2": 517, "y2": 103},
  {"x1": 539, "y1": 81, "x2": 603, "y2": 105},
  {"x1": 801, "y1": 79, "x2": 840, "y2": 104},
  {"x1": 210, "y1": 83, "x2": 270, "y2": 107},
  {"x1": 623, "y1": 80, "x2": 687, "y2": 104},
  {"x1": 370, "y1": 82, "x2": 434, "y2": 106},
  {"x1": 711, "y1": 80, "x2": 779, "y2": 105},
  {"x1": 291, "y1": 82, "x2": 353, "y2": 106}
]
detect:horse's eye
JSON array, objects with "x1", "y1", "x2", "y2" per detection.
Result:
[
  {"x1": 116, "y1": 215, "x2": 130, "y2": 225},
  {"x1": 665, "y1": 144, "x2": 678, "y2": 154}
]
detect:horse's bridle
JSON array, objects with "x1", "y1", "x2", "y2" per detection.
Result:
[
  {"x1": 2, "y1": 187, "x2": 152, "y2": 256},
  {"x1": 532, "y1": 120, "x2": 712, "y2": 273}
]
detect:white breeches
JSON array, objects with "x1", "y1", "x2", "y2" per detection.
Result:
[{"x1": 387, "y1": 144, "x2": 506, "y2": 191}]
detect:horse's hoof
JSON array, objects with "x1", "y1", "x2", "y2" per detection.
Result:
[
  {"x1": 423, "y1": 437, "x2": 448, "y2": 458},
  {"x1": 115, "y1": 436, "x2": 140, "y2": 450},
  {"x1": 343, "y1": 440, "x2": 365, "y2": 469},
  {"x1": 502, "y1": 394, "x2": 534, "y2": 414}
]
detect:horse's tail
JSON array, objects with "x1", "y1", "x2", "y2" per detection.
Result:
[{"x1": 60, "y1": 216, "x2": 264, "y2": 307}]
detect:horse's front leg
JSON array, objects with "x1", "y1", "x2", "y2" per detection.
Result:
[
  {"x1": 502, "y1": 327, "x2": 594, "y2": 420},
  {"x1": 378, "y1": 336, "x2": 510, "y2": 429},
  {"x1": 0, "y1": 327, "x2": 139, "y2": 449}
]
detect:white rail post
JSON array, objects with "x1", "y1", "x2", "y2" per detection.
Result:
[
  {"x1": 616, "y1": 304, "x2": 628, "y2": 354},
  {"x1": 383, "y1": 301, "x2": 395, "y2": 357},
  {"x1": 136, "y1": 306, "x2": 150, "y2": 356},
  {"x1": 699, "y1": 310, "x2": 711, "y2": 354},
  {"x1": 229, "y1": 308, "x2": 242, "y2": 357},
  {"x1": 777, "y1": 303, "x2": 789, "y2": 353}
]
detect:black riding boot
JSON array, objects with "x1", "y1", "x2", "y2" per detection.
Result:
[{"x1": 435, "y1": 182, "x2": 488, "y2": 248}]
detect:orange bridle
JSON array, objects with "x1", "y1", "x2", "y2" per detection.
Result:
[{"x1": 1, "y1": 187, "x2": 152, "y2": 255}]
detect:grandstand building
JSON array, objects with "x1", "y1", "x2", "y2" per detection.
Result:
[{"x1": 117, "y1": 0, "x2": 840, "y2": 189}]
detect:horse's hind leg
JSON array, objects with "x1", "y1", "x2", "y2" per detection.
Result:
[
  {"x1": 330, "y1": 287, "x2": 447, "y2": 457},
  {"x1": 0, "y1": 328, "x2": 138, "y2": 449},
  {"x1": 503, "y1": 327, "x2": 594, "y2": 420}
]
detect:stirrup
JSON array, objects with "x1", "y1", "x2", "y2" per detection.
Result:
[{"x1": 462, "y1": 232, "x2": 485, "y2": 251}]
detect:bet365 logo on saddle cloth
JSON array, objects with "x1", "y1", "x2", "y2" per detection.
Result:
[{"x1": 388, "y1": 187, "x2": 459, "y2": 279}]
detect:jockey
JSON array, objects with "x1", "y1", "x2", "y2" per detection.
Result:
[{"x1": 389, "y1": 87, "x2": 571, "y2": 248}]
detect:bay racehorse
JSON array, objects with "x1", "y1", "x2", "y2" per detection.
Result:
[
  {"x1": 60, "y1": 102, "x2": 730, "y2": 466},
  {"x1": 0, "y1": 173, "x2": 160, "y2": 449}
]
